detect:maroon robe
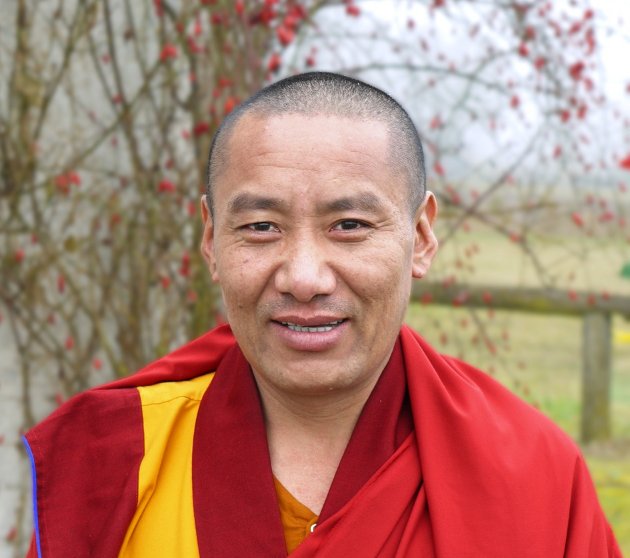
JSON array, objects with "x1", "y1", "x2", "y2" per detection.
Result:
[{"x1": 24, "y1": 324, "x2": 621, "y2": 557}]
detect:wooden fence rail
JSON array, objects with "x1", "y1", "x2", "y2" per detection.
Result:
[{"x1": 410, "y1": 282, "x2": 630, "y2": 443}]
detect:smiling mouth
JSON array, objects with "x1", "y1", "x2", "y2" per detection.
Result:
[{"x1": 278, "y1": 320, "x2": 346, "y2": 333}]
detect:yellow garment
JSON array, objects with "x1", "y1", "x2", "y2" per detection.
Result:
[
  {"x1": 116, "y1": 371, "x2": 317, "y2": 557},
  {"x1": 118, "y1": 374, "x2": 214, "y2": 557},
  {"x1": 274, "y1": 477, "x2": 319, "y2": 554}
]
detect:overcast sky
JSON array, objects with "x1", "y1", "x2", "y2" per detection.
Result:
[
  {"x1": 593, "y1": 0, "x2": 630, "y2": 101},
  {"x1": 304, "y1": 1, "x2": 630, "y2": 186}
]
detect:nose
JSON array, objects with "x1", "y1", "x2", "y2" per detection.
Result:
[{"x1": 274, "y1": 235, "x2": 337, "y2": 302}]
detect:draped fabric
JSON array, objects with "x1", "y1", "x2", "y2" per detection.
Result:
[
  {"x1": 191, "y1": 338, "x2": 411, "y2": 557},
  {"x1": 24, "y1": 324, "x2": 621, "y2": 557}
]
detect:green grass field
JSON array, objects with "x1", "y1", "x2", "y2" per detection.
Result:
[{"x1": 405, "y1": 223, "x2": 630, "y2": 553}]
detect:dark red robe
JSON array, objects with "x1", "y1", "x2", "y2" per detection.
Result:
[{"x1": 24, "y1": 324, "x2": 621, "y2": 557}]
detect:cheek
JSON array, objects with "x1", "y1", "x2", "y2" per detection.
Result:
[
  {"x1": 215, "y1": 249, "x2": 273, "y2": 310},
  {"x1": 220, "y1": 270, "x2": 251, "y2": 310},
  {"x1": 350, "y1": 241, "x2": 412, "y2": 292}
]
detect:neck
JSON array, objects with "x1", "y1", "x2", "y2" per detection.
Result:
[{"x1": 255, "y1": 374, "x2": 380, "y2": 515}]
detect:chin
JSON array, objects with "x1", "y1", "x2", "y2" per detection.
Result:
[{"x1": 280, "y1": 365, "x2": 368, "y2": 395}]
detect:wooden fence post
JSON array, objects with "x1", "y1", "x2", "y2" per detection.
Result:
[{"x1": 581, "y1": 312, "x2": 612, "y2": 443}]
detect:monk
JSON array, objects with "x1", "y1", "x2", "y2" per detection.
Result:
[{"x1": 23, "y1": 72, "x2": 621, "y2": 557}]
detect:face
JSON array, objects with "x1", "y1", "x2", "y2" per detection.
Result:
[{"x1": 201, "y1": 113, "x2": 438, "y2": 399}]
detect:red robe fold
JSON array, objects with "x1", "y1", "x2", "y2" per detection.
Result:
[{"x1": 24, "y1": 324, "x2": 621, "y2": 557}]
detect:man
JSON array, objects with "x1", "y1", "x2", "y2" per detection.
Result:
[{"x1": 24, "y1": 72, "x2": 620, "y2": 557}]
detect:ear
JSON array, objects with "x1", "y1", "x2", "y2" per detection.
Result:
[
  {"x1": 200, "y1": 195, "x2": 220, "y2": 282},
  {"x1": 411, "y1": 191, "x2": 438, "y2": 279}
]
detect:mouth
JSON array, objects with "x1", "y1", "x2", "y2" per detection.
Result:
[{"x1": 276, "y1": 319, "x2": 346, "y2": 333}]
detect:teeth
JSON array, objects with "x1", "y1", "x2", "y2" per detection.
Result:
[{"x1": 281, "y1": 320, "x2": 343, "y2": 333}]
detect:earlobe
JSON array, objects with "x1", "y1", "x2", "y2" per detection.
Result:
[
  {"x1": 411, "y1": 191, "x2": 439, "y2": 279},
  {"x1": 200, "y1": 195, "x2": 220, "y2": 282}
]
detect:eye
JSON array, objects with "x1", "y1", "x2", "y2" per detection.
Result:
[
  {"x1": 332, "y1": 220, "x2": 369, "y2": 231},
  {"x1": 245, "y1": 222, "x2": 280, "y2": 233}
]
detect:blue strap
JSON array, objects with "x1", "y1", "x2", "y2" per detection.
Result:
[{"x1": 22, "y1": 436, "x2": 42, "y2": 558}]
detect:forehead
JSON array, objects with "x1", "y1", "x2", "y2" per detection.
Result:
[
  {"x1": 212, "y1": 114, "x2": 409, "y2": 223},
  {"x1": 228, "y1": 112, "x2": 390, "y2": 162},
  {"x1": 214, "y1": 113, "x2": 406, "y2": 209}
]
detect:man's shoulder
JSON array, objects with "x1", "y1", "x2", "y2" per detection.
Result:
[
  {"x1": 98, "y1": 323, "x2": 235, "y2": 391},
  {"x1": 448, "y1": 352, "x2": 576, "y2": 446},
  {"x1": 400, "y1": 330, "x2": 622, "y2": 557},
  {"x1": 401, "y1": 325, "x2": 581, "y2": 460},
  {"x1": 26, "y1": 325, "x2": 236, "y2": 447}
]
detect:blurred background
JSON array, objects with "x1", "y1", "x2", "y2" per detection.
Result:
[{"x1": 1, "y1": 0, "x2": 629, "y2": 555}]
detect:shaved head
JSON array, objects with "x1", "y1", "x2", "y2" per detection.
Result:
[{"x1": 206, "y1": 72, "x2": 426, "y2": 217}]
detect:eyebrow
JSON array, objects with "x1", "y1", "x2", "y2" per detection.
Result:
[
  {"x1": 317, "y1": 192, "x2": 386, "y2": 214},
  {"x1": 226, "y1": 191, "x2": 387, "y2": 215},
  {"x1": 227, "y1": 193, "x2": 288, "y2": 214}
]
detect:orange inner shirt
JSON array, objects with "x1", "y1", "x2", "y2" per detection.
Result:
[{"x1": 273, "y1": 477, "x2": 319, "y2": 554}]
